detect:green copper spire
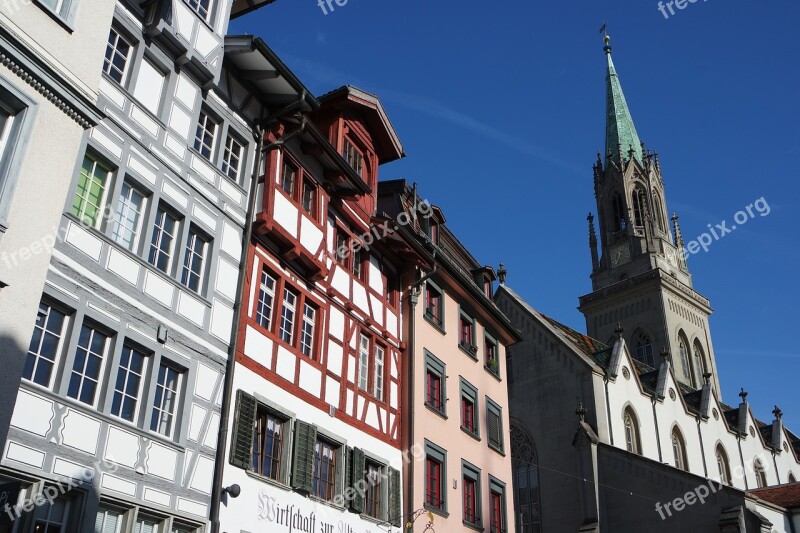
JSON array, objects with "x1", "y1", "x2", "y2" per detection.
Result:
[{"x1": 604, "y1": 36, "x2": 643, "y2": 163}]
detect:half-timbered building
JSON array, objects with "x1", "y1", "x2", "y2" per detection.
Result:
[
  {"x1": 219, "y1": 86, "x2": 420, "y2": 532},
  {"x1": 0, "y1": 1, "x2": 290, "y2": 531}
]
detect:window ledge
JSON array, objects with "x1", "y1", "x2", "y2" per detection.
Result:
[
  {"x1": 33, "y1": 0, "x2": 75, "y2": 32},
  {"x1": 488, "y1": 445, "x2": 506, "y2": 457},
  {"x1": 246, "y1": 470, "x2": 291, "y2": 491},
  {"x1": 306, "y1": 495, "x2": 346, "y2": 512},
  {"x1": 423, "y1": 504, "x2": 448, "y2": 519},
  {"x1": 424, "y1": 404, "x2": 447, "y2": 420},
  {"x1": 459, "y1": 344, "x2": 479, "y2": 361},
  {"x1": 463, "y1": 520, "x2": 483, "y2": 531},
  {"x1": 424, "y1": 313, "x2": 447, "y2": 335},
  {"x1": 484, "y1": 365, "x2": 502, "y2": 381},
  {"x1": 460, "y1": 426, "x2": 481, "y2": 442}
]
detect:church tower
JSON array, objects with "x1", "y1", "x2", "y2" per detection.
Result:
[{"x1": 578, "y1": 36, "x2": 720, "y2": 395}]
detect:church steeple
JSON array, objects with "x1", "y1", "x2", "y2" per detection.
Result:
[
  {"x1": 604, "y1": 36, "x2": 643, "y2": 164},
  {"x1": 580, "y1": 35, "x2": 721, "y2": 397}
]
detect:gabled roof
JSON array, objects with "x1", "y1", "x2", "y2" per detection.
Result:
[{"x1": 317, "y1": 85, "x2": 404, "y2": 164}]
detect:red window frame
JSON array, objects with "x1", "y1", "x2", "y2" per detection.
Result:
[
  {"x1": 426, "y1": 370, "x2": 442, "y2": 411},
  {"x1": 463, "y1": 476, "x2": 478, "y2": 524},
  {"x1": 460, "y1": 314, "x2": 474, "y2": 348},
  {"x1": 356, "y1": 332, "x2": 389, "y2": 403},
  {"x1": 461, "y1": 396, "x2": 476, "y2": 434},
  {"x1": 425, "y1": 283, "x2": 442, "y2": 325},
  {"x1": 278, "y1": 152, "x2": 319, "y2": 222},
  {"x1": 252, "y1": 263, "x2": 321, "y2": 360},
  {"x1": 485, "y1": 335, "x2": 498, "y2": 373},
  {"x1": 490, "y1": 490, "x2": 503, "y2": 533},
  {"x1": 425, "y1": 457, "x2": 442, "y2": 509}
]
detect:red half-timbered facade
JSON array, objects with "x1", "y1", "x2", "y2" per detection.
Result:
[{"x1": 221, "y1": 86, "x2": 421, "y2": 532}]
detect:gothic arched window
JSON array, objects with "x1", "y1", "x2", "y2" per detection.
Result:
[
  {"x1": 692, "y1": 340, "x2": 706, "y2": 388},
  {"x1": 633, "y1": 330, "x2": 655, "y2": 368},
  {"x1": 678, "y1": 332, "x2": 692, "y2": 383},
  {"x1": 623, "y1": 408, "x2": 641, "y2": 455},
  {"x1": 611, "y1": 192, "x2": 625, "y2": 232},
  {"x1": 632, "y1": 187, "x2": 648, "y2": 227},
  {"x1": 672, "y1": 427, "x2": 689, "y2": 472},
  {"x1": 715, "y1": 445, "x2": 731, "y2": 485},
  {"x1": 511, "y1": 423, "x2": 542, "y2": 533},
  {"x1": 652, "y1": 194, "x2": 665, "y2": 232},
  {"x1": 755, "y1": 458, "x2": 768, "y2": 488}
]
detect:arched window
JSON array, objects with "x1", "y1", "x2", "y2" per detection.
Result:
[
  {"x1": 715, "y1": 445, "x2": 731, "y2": 485},
  {"x1": 789, "y1": 472, "x2": 797, "y2": 483},
  {"x1": 511, "y1": 423, "x2": 542, "y2": 533},
  {"x1": 755, "y1": 459, "x2": 768, "y2": 488},
  {"x1": 611, "y1": 192, "x2": 625, "y2": 232},
  {"x1": 623, "y1": 408, "x2": 641, "y2": 455},
  {"x1": 692, "y1": 340, "x2": 706, "y2": 387},
  {"x1": 652, "y1": 195, "x2": 665, "y2": 232},
  {"x1": 633, "y1": 330, "x2": 655, "y2": 368},
  {"x1": 632, "y1": 187, "x2": 648, "y2": 227},
  {"x1": 671, "y1": 427, "x2": 689, "y2": 472},
  {"x1": 678, "y1": 332, "x2": 692, "y2": 383}
]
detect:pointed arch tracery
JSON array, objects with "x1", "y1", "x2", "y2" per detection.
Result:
[
  {"x1": 692, "y1": 339, "x2": 706, "y2": 388},
  {"x1": 623, "y1": 406, "x2": 642, "y2": 455},
  {"x1": 611, "y1": 191, "x2": 625, "y2": 232},
  {"x1": 632, "y1": 186, "x2": 648, "y2": 227},
  {"x1": 511, "y1": 422, "x2": 542, "y2": 533}
]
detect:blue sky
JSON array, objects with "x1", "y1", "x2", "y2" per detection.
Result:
[{"x1": 231, "y1": 1, "x2": 800, "y2": 429}]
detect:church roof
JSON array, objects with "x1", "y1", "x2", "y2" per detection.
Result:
[
  {"x1": 750, "y1": 483, "x2": 800, "y2": 509},
  {"x1": 540, "y1": 314, "x2": 608, "y2": 357},
  {"x1": 604, "y1": 36, "x2": 643, "y2": 163}
]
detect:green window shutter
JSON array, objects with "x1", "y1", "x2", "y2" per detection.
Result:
[
  {"x1": 488, "y1": 407, "x2": 503, "y2": 450},
  {"x1": 349, "y1": 447, "x2": 365, "y2": 514},
  {"x1": 291, "y1": 420, "x2": 317, "y2": 493},
  {"x1": 345, "y1": 447, "x2": 353, "y2": 498},
  {"x1": 230, "y1": 390, "x2": 256, "y2": 469},
  {"x1": 388, "y1": 467, "x2": 401, "y2": 527}
]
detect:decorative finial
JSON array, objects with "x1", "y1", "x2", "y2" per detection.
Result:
[
  {"x1": 773, "y1": 406, "x2": 783, "y2": 420},
  {"x1": 603, "y1": 34, "x2": 612, "y2": 55},
  {"x1": 576, "y1": 402, "x2": 587, "y2": 422},
  {"x1": 739, "y1": 388, "x2": 748, "y2": 402},
  {"x1": 614, "y1": 322, "x2": 624, "y2": 338},
  {"x1": 703, "y1": 372, "x2": 712, "y2": 385},
  {"x1": 497, "y1": 263, "x2": 507, "y2": 285},
  {"x1": 660, "y1": 346, "x2": 670, "y2": 361}
]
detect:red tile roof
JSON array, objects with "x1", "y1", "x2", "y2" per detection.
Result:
[{"x1": 750, "y1": 483, "x2": 800, "y2": 509}]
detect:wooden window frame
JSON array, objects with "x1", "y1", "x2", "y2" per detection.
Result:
[
  {"x1": 424, "y1": 440, "x2": 447, "y2": 515},
  {"x1": 251, "y1": 264, "x2": 322, "y2": 361},
  {"x1": 424, "y1": 281, "x2": 444, "y2": 329},
  {"x1": 424, "y1": 351, "x2": 446, "y2": 417},
  {"x1": 460, "y1": 377, "x2": 479, "y2": 439},
  {"x1": 278, "y1": 151, "x2": 320, "y2": 223},
  {"x1": 461, "y1": 461, "x2": 482, "y2": 528}
]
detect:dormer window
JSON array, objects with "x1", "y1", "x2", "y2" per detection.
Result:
[{"x1": 342, "y1": 138, "x2": 363, "y2": 177}]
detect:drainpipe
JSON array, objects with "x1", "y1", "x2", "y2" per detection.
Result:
[
  {"x1": 696, "y1": 416, "x2": 708, "y2": 478},
  {"x1": 651, "y1": 397, "x2": 663, "y2": 462},
  {"x1": 603, "y1": 370, "x2": 613, "y2": 446},
  {"x1": 737, "y1": 436, "x2": 748, "y2": 490},
  {"x1": 209, "y1": 118, "x2": 307, "y2": 533},
  {"x1": 404, "y1": 251, "x2": 436, "y2": 525}
]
